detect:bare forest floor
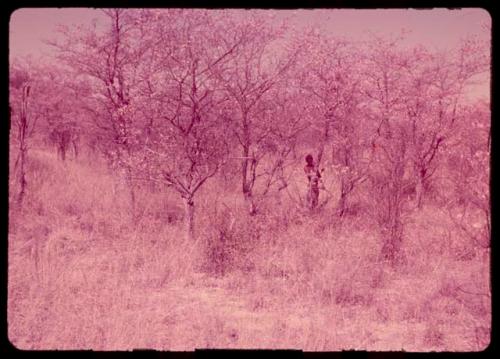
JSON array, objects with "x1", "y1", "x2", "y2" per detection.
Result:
[{"x1": 8, "y1": 149, "x2": 491, "y2": 351}]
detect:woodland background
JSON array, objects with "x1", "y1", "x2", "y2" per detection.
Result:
[{"x1": 8, "y1": 9, "x2": 491, "y2": 350}]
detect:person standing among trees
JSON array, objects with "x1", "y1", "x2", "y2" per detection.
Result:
[{"x1": 304, "y1": 154, "x2": 321, "y2": 209}]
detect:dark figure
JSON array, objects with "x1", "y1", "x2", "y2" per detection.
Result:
[
  {"x1": 49, "y1": 126, "x2": 79, "y2": 161},
  {"x1": 304, "y1": 154, "x2": 321, "y2": 209}
]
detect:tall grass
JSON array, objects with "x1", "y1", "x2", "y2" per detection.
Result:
[{"x1": 8, "y1": 148, "x2": 490, "y2": 350}]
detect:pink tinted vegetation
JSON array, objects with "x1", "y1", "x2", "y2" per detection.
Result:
[{"x1": 8, "y1": 8, "x2": 490, "y2": 351}]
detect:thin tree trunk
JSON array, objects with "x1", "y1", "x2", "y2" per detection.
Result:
[
  {"x1": 381, "y1": 161, "x2": 405, "y2": 265},
  {"x1": 240, "y1": 113, "x2": 258, "y2": 216},
  {"x1": 241, "y1": 152, "x2": 251, "y2": 212},
  {"x1": 126, "y1": 170, "x2": 137, "y2": 222},
  {"x1": 17, "y1": 146, "x2": 27, "y2": 205},
  {"x1": 337, "y1": 190, "x2": 347, "y2": 217},
  {"x1": 129, "y1": 182, "x2": 136, "y2": 220},
  {"x1": 119, "y1": 163, "x2": 136, "y2": 222},
  {"x1": 72, "y1": 135, "x2": 79, "y2": 159},
  {"x1": 184, "y1": 197, "x2": 195, "y2": 241},
  {"x1": 337, "y1": 175, "x2": 353, "y2": 217},
  {"x1": 119, "y1": 141, "x2": 136, "y2": 221},
  {"x1": 17, "y1": 86, "x2": 30, "y2": 205},
  {"x1": 241, "y1": 142, "x2": 257, "y2": 215},
  {"x1": 415, "y1": 176, "x2": 424, "y2": 209},
  {"x1": 60, "y1": 144, "x2": 66, "y2": 161},
  {"x1": 244, "y1": 190, "x2": 257, "y2": 215}
]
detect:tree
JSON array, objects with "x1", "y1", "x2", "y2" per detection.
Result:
[
  {"x1": 361, "y1": 33, "x2": 489, "y2": 265},
  {"x1": 33, "y1": 65, "x2": 83, "y2": 161},
  {"x1": 10, "y1": 64, "x2": 34, "y2": 204},
  {"x1": 360, "y1": 34, "x2": 415, "y2": 264},
  {"x1": 216, "y1": 11, "x2": 299, "y2": 215},
  {"x1": 9, "y1": 61, "x2": 63, "y2": 203},
  {"x1": 257, "y1": 76, "x2": 310, "y2": 208},
  {"x1": 50, "y1": 9, "x2": 152, "y2": 218},
  {"x1": 129, "y1": 9, "x2": 246, "y2": 240},
  {"x1": 296, "y1": 32, "x2": 369, "y2": 215},
  {"x1": 443, "y1": 101, "x2": 490, "y2": 254},
  {"x1": 401, "y1": 39, "x2": 489, "y2": 209}
]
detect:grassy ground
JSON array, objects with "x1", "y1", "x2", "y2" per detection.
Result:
[{"x1": 8, "y1": 148, "x2": 491, "y2": 351}]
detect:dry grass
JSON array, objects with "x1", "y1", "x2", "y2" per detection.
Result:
[{"x1": 8, "y1": 149, "x2": 490, "y2": 351}]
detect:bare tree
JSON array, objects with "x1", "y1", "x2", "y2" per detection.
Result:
[
  {"x1": 360, "y1": 35, "x2": 414, "y2": 264},
  {"x1": 50, "y1": 9, "x2": 151, "y2": 218},
  {"x1": 10, "y1": 64, "x2": 41, "y2": 205},
  {"x1": 216, "y1": 11, "x2": 299, "y2": 215},
  {"x1": 443, "y1": 101, "x2": 490, "y2": 252},
  {"x1": 297, "y1": 33, "x2": 367, "y2": 214},
  {"x1": 402, "y1": 39, "x2": 489, "y2": 208},
  {"x1": 131, "y1": 9, "x2": 245, "y2": 240},
  {"x1": 11, "y1": 80, "x2": 31, "y2": 204},
  {"x1": 360, "y1": 33, "x2": 489, "y2": 265}
]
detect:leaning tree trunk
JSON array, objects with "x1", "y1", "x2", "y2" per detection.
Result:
[
  {"x1": 16, "y1": 84, "x2": 30, "y2": 205},
  {"x1": 337, "y1": 189, "x2": 347, "y2": 217},
  {"x1": 17, "y1": 142, "x2": 27, "y2": 205}
]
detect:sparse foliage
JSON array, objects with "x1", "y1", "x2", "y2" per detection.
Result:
[{"x1": 9, "y1": 9, "x2": 490, "y2": 351}]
